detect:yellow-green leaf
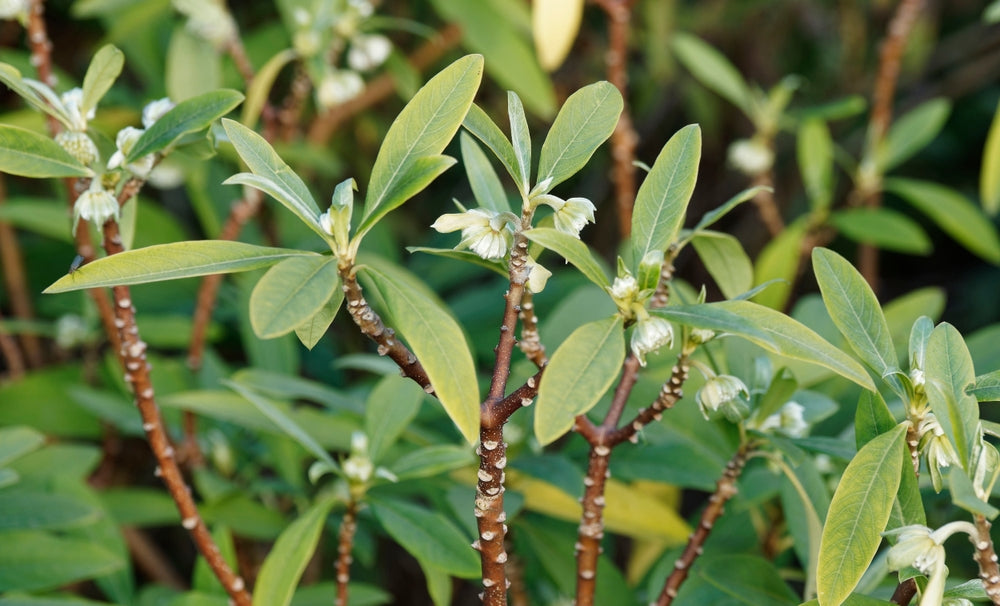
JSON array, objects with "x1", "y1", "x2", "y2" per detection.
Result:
[
  {"x1": 252, "y1": 497, "x2": 336, "y2": 606},
  {"x1": 532, "y1": 0, "x2": 584, "y2": 71},
  {"x1": 0, "y1": 125, "x2": 90, "y2": 178},
  {"x1": 249, "y1": 256, "x2": 340, "y2": 339}
]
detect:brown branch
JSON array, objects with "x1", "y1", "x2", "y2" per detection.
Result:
[
  {"x1": 607, "y1": 354, "x2": 689, "y2": 447},
  {"x1": 592, "y1": 0, "x2": 639, "y2": 239},
  {"x1": 121, "y1": 526, "x2": 188, "y2": 591},
  {"x1": 889, "y1": 577, "x2": 917, "y2": 605},
  {"x1": 751, "y1": 170, "x2": 784, "y2": 237},
  {"x1": 26, "y1": 0, "x2": 60, "y2": 136},
  {"x1": 99, "y1": 216, "x2": 250, "y2": 606},
  {"x1": 657, "y1": 443, "x2": 751, "y2": 605},
  {"x1": 516, "y1": 292, "x2": 547, "y2": 368},
  {"x1": 973, "y1": 514, "x2": 1000, "y2": 604},
  {"x1": 334, "y1": 500, "x2": 359, "y2": 606},
  {"x1": 574, "y1": 444, "x2": 612, "y2": 606},
  {"x1": 0, "y1": 177, "x2": 44, "y2": 369},
  {"x1": 306, "y1": 24, "x2": 463, "y2": 145},
  {"x1": 0, "y1": 308, "x2": 26, "y2": 379},
  {"x1": 856, "y1": 0, "x2": 924, "y2": 291}
]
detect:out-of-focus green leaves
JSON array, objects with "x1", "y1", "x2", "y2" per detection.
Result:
[
  {"x1": 252, "y1": 497, "x2": 336, "y2": 606},
  {"x1": 828, "y1": 208, "x2": 931, "y2": 255},
  {"x1": 370, "y1": 499, "x2": 479, "y2": 578},
  {"x1": 797, "y1": 118, "x2": 834, "y2": 211},
  {"x1": 127, "y1": 89, "x2": 243, "y2": 161},
  {"x1": 672, "y1": 33, "x2": 752, "y2": 116},
  {"x1": 532, "y1": 0, "x2": 584, "y2": 71},
  {"x1": 690, "y1": 231, "x2": 753, "y2": 298},
  {"x1": 878, "y1": 98, "x2": 950, "y2": 172},
  {"x1": 981, "y1": 99, "x2": 1000, "y2": 215}
]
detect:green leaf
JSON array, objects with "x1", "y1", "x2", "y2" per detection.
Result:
[
  {"x1": 128, "y1": 89, "x2": 243, "y2": 161},
  {"x1": 854, "y1": 390, "x2": 895, "y2": 450},
  {"x1": 523, "y1": 227, "x2": 610, "y2": 288},
  {"x1": 631, "y1": 124, "x2": 701, "y2": 266},
  {"x1": 462, "y1": 104, "x2": 523, "y2": 194},
  {"x1": 715, "y1": 300, "x2": 876, "y2": 390},
  {"x1": 241, "y1": 48, "x2": 297, "y2": 128},
  {"x1": 358, "y1": 154, "x2": 458, "y2": 236},
  {"x1": 460, "y1": 132, "x2": 510, "y2": 213},
  {"x1": 429, "y1": 0, "x2": 555, "y2": 118},
  {"x1": 828, "y1": 208, "x2": 932, "y2": 255},
  {"x1": 365, "y1": 374, "x2": 425, "y2": 464},
  {"x1": 508, "y1": 91, "x2": 532, "y2": 194},
  {"x1": 0, "y1": 530, "x2": 124, "y2": 592},
  {"x1": 691, "y1": 186, "x2": 768, "y2": 233},
  {"x1": 0, "y1": 426, "x2": 45, "y2": 467},
  {"x1": 798, "y1": 118, "x2": 834, "y2": 210},
  {"x1": 224, "y1": 380, "x2": 341, "y2": 476},
  {"x1": 925, "y1": 322, "x2": 980, "y2": 469},
  {"x1": 360, "y1": 55, "x2": 483, "y2": 234},
  {"x1": 0, "y1": 125, "x2": 90, "y2": 177},
  {"x1": 879, "y1": 98, "x2": 950, "y2": 172},
  {"x1": 221, "y1": 119, "x2": 323, "y2": 237},
  {"x1": 370, "y1": 499, "x2": 479, "y2": 578},
  {"x1": 532, "y1": 0, "x2": 584, "y2": 71},
  {"x1": 389, "y1": 445, "x2": 475, "y2": 481},
  {"x1": 80, "y1": 44, "x2": 124, "y2": 115},
  {"x1": 0, "y1": 491, "x2": 100, "y2": 531},
  {"x1": 652, "y1": 303, "x2": 774, "y2": 347},
  {"x1": 166, "y1": 26, "x2": 221, "y2": 101},
  {"x1": 909, "y1": 315, "x2": 936, "y2": 371},
  {"x1": 0, "y1": 63, "x2": 72, "y2": 126},
  {"x1": 676, "y1": 554, "x2": 799, "y2": 606},
  {"x1": 752, "y1": 218, "x2": 807, "y2": 310},
  {"x1": 970, "y1": 369, "x2": 1000, "y2": 402},
  {"x1": 812, "y1": 248, "x2": 899, "y2": 388},
  {"x1": 817, "y1": 423, "x2": 906, "y2": 606},
  {"x1": 536, "y1": 81, "x2": 623, "y2": 191},
  {"x1": 249, "y1": 256, "x2": 339, "y2": 339},
  {"x1": 981, "y1": 99, "x2": 1000, "y2": 215},
  {"x1": 535, "y1": 315, "x2": 624, "y2": 444},
  {"x1": 252, "y1": 497, "x2": 336, "y2": 606},
  {"x1": 690, "y1": 230, "x2": 753, "y2": 299},
  {"x1": 294, "y1": 288, "x2": 344, "y2": 350},
  {"x1": 672, "y1": 33, "x2": 752, "y2": 115},
  {"x1": 885, "y1": 177, "x2": 1000, "y2": 264},
  {"x1": 100, "y1": 488, "x2": 180, "y2": 527},
  {"x1": 44, "y1": 241, "x2": 316, "y2": 293},
  {"x1": 948, "y1": 466, "x2": 1000, "y2": 519},
  {"x1": 407, "y1": 246, "x2": 508, "y2": 276},
  {"x1": 358, "y1": 258, "x2": 480, "y2": 443}
]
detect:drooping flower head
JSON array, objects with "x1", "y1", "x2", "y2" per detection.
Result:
[
  {"x1": 73, "y1": 180, "x2": 120, "y2": 231},
  {"x1": 431, "y1": 208, "x2": 514, "y2": 260},
  {"x1": 630, "y1": 314, "x2": 674, "y2": 366},
  {"x1": 696, "y1": 374, "x2": 750, "y2": 422},
  {"x1": 532, "y1": 194, "x2": 595, "y2": 238},
  {"x1": 107, "y1": 126, "x2": 154, "y2": 178}
]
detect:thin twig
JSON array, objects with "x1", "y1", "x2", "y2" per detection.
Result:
[
  {"x1": 973, "y1": 514, "x2": 1000, "y2": 604},
  {"x1": 0, "y1": 178, "x2": 42, "y2": 370},
  {"x1": 334, "y1": 500, "x2": 359, "y2": 606},
  {"x1": 657, "y1": 443, "x2": 752, "y2": 605},
  {"x1": 889, "y1": 578, "x2": 917, "y2": 605},
  {"x1": 751, "y1": 171, "x2": 784, "y2": 237},
  {"x1": 592, "y1": 0, "x2": 639, "y2": 239},
  {"x1": 0, "y1": 308, "x2": 26, "y2": 379}
]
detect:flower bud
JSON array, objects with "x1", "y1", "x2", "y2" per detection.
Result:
[
  {"x1": 55, "y1": 131, "x2": 99, "y2": 166},
  {"x1": 108, "y1": 126, "x2": 154, "y2": 178},
  {"x1": 347, "y1": 34, "x2": 392, "y2": 72},
  {"x1": 525, "y1": 256, "x2": 551, "y2": 293},
  {"x1": 316, "y1": 69, "x2": 364, "y2": 109},
  {"x1": 637, "y1": 250, "x2": 664, "y2": 291},
  {"x1": 142, "y1": 98, "x2": 174, "y2": 128},
  {"x1": 630, "y1": 315, "x2": 674, "y2": 366},
  {"x1": 343, "y1": 431, "x2": 374, "y2": 484},
  {"x1": 696, "y1": 374, "x2": 750, "y2": 422},
  {"x1": 0, "y1": 0, "x2": 29, "y2": 23},
  {"x1": 60, "y1": 87, "x2": 93, "y2": 132},
  {"x1": 918, "y1": 413, "x2": 960, "y2": 493},
  {"x1": 55, "y1": 314, "x2": 89, "y2": 349},
  {"x1": 727, "y1": 138, "x2": 773, "y2": 176},
  {"x1": 757, "y1": 401, "x2": 808, "y2": 438}
]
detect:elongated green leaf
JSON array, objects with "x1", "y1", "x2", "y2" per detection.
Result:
[
  {"x1": 0, "y1": 426, "x2": 45, "y2": 467},
  {"x1": 222, "y1": 119, "x2": 323, "y2": 236},
  {"x1": 389, "y1": 445, "x2": 475, "y2": 481},
  {"x1": 253, "y1": 497, "x2": 336, "y2": 606},
  {"x1": 829, "y1": 208, "x2": 932, "y2": 255},
  {"x1": 971, "y1": 370, "x2": 1000, "y2": 402},
  {"x1": 508, "y1": 91, "x2": 532, "y2": 194},
  {"x1": 365, "y1": 374, "x2": 425, "y2": 464},
  {"x1": 360, "y1": 155, "x2": 457, "y2": 236},
  {"x1": 224, "y1": 380, "x2": 341, "y2": 475},
  {"x1": 0, "y1": 125, "x2": 90, "y2": 177},
  {"x1": 692, "y1": 186, "x2": 768, "y2": 233},
  {"x1": 817, "y1": 423, "x2": 906, "y2": 606},
  {"x1": 885, "y1": 178, "x2": 1000, "y2": 264},
  {"x1": 690, "y1": 231, "x2": 753, "y2": 299},
  {"x1": 949, "y1": 466, "x2": 1000, "y2": 519},
  {"x1": 855, "y1": 390, "x2": 895, "y2": 449},
  {"x1": 653, "y1": 303, "x2": 774, "y2": 346},
  {"x1": 358, "y1": 259, "x2": 479, "y2": 443},
  {"x1": 370, "y1": 499, "x2": 479, "y2": 578},
  {"x1": 0, "y1": 491, "x2": 99, "y2": 531},
  {"x1": 925, "y1": 323, "x2": 979, "y2": 468},
  {"x1": 81, "y1": 44, "x2": 124, "y2": 115},
  {"x1": 294, "y1": 288, "x2": 343, "y2": 350},
  {"x1": 361, "y1": 55, "x2": 483, "y2": 234},
  {"x1": 241, "y1": 48, "x2": 297, "y2": 128},
  {"x1": 672, "y1": 33, "x2": 752, "y2": 114},
  {"x1": 752, "y1": 217, "x2": 806, "y2": 310},
  {"x1": 537, "y1": 81, "x2": 623, "y2": 191},
  {"x1": 798, "y1": 118, "x2": 834, "y2": 211},
  {"x1": 981, "y1": 99, "x2": 1000, "y2": 215},
  {"x1": 407, "y1": 247, "x2": 507, "y2": 276},
  {"x1": 909, "y1": 315, "x2": 936, "y2": 370},
  {"x1": 460, "y1": 132, "x2": 510, "y2": 213},
  {"x1": 715, "y1": 300, "x2": 876, "y2": 390},
  {"x1": 535, "y1": 315, "x2": 624, "y2": 444},
  {"x1": 0, "y1": 63, "x2": 69, "y2": 126},
  {"x1": 631, "y1": 125, "x2": 701, "y2": 266},
  {"x1": 128, "y1": 89, "x2": 243, "y2": 161},
  {"x1": 0, "y1": 530, "x2": 124, "y2": 592},
  {"x1": 879, "y1": 98, "x2": 950, "y2": 172},
  {"x1": 812, "y1": 248, "x2": 900, "y2": 387},
  {"x1": 250, "y1": 256, "x2": 339, "y2": 339},
  {"x1": 462, "y1": 104, "x2": 523, "y2": 193},
  {"x1": 166, "y1": 26, "x2": 221, "y2": 101},
  {"x1": 45, "y1": 241, "x2": 316, "y2": 293},
  {"x1": 523, "y1": 227, "x2": 610, "y2": 288}
]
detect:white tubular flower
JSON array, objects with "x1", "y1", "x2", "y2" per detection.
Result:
[
  {"x1": 347, "y1": 33, "x2": 392, "y2": 72},
  {"x1": 0, "y1": 0, "x2": 28, "y2": 23},
  {"x1": 60, "y1": 87, "x2": 92, "y2": 132},
  {"x1": 525, "y1": 256, "x2": 551, "y2": 293},
  {"x1": 727, "y1": 138, "x2": 773, "y2": 176},
  {"x1": 918, "y1": 413, "x2": 960, "y2": 492},
  {"x1": 432, "y1": 208, "x2": 513, "y2": 260},
  {"x1": 55, "y1": 131, "x2": 99, "y2": 166},
  {"x1": 534, "y1": 194, "x2": 596, "y2": 237},
  {"x1": 689, "y1": 328, "x2": 716, "y2": 345},
  {"x1": 758, "y1": 401, "x2": 808, "y2": 438},
  {"x1": 630, "y1": 315, "x2": 674, "y2": 366},
  {"x1": 142, "y1": 97, "x2": 174, "y2": 128},
  {"x1": 608, "y1": 272, "x2": 639, "y2": 317},
  {"x1": 885, "y1": 522, "x2": 978, "y2": 606},
  {"x1": 316, "y1": 69, "x2": 365, "y2": 109},
  {"x1": 107, "y1": 126, "x2": 154, "y2": 178},
  {"x1": 73, "y1": 180, "x2": 119, "y2": 230},
  {"x1": 696, "y1": 374, "x2": 750, "y2": 422}
]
